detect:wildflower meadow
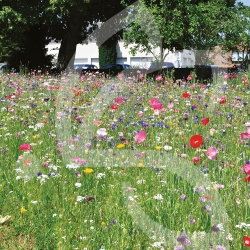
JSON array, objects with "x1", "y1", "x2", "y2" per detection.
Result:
[{"x1": 0, "y1": 69, "x2": 249, "y2": 250}]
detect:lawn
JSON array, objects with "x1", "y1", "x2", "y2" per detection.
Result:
[{"x1": 0, "y1": 69, "x2": 249, "y2": 250}]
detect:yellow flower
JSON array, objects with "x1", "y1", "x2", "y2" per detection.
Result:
[
  {"x1": 117, "y1": 144, "x2": 125, "y2": 149},
  {"x1": 32, "y1": 135, "x2": 37, "y2": 139},
  {"x1": 138, "y1": 162, "x2": 144, "y2": 167},
  {"x1": 83, "y1": 168, "x2": 94, "y2": 174},
  {"x1": 101, "y1": 221, "x2": 106, "y2": 226},
  {"x1": 155, "y1": 146, "x2": 162, "y2": 150},
  {"x1": 21, "y1": 207, "x2": 27, "y2": 214}
]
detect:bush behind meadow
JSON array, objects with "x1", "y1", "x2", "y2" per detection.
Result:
[{"x1": 0, "y1": 70, "x2": 249, "y2": 250}]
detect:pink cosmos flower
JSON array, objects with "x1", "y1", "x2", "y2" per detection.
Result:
[
  {"x1": 156, "y1": 75, "x2": 163, "y2": 82},
  {"x1": 115, "y1": 97, "x2": 123, "y2": 103},
  {"x1": 118, "y1": 73, "x2": 124, "y2": 79},
  {"x1": 245, "y1": 122, "x2": 250, "y2": 134},
  {"x1": 206, "y1": 146, "x2": 218, "y2": 160},
  {"x1": 223, "y1": 74, "x2": 230, "y2": 80},
  {"x1": 137, "y1": 111, "x2": 144, "y2": 117},
  {"x1": 94, "y1": 120, "x2": 102, "y2": 126},
  {"x1": 168, "y1": 103, "x2": 174, "y2": 109},
  {"x1": 149, "y1": 98, "x2": 160, "y2": 105},
  {"x1": 243, "y1": 163, "x2": 250, "y2": 174},
  {"x1": 19, "y1": 144, "x2": 31, "y2": 151},
  {"x1": 241, "y1": 133, "x2": 250, "y2": 140},
  {"x1": 151, "y1": 102, "x2": 163, "y2": 110},
  {"x1": 135, "y1": 131, "x2": 147, "y2": 143}
]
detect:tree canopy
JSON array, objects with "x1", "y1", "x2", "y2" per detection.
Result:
[{"x1": 1, "y1": 0, "x2": 250, "y2": 71}]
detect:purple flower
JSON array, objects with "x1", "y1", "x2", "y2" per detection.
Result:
[
  {"x1": 190, "y1": 218, "x2": 195, "y2": 224},
  {"x1": 216, "y1": 246, "x2": 227, "y2": 250},
  {"x1": 211, "y1": 225, "x2": 220, "y2": 232},
  {"x1": 199, "y1": 197, "x2": 206, "y2": 203},
  {"x1": 177, "y1": 236, "x2": 191, "y2": 245},
  {"x1": 196, "y1": 186, "x2": 205, "y2": 193},
  {"x1": 181, "y1": 194, "x2": 186, "y2": 201},
  {"x1": 86, "y1": 196, "x2": 95, "y2": 202},
  {"x1": 174, "y1": 246, "x2": 184, "y2": 250},
  {"x1": 204, "y1": 205, "x2": 211, "y2": 211}
]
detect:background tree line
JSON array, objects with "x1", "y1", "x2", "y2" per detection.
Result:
[{"x1": 0, "y1": 0, "x2": 249, "y2": 72}]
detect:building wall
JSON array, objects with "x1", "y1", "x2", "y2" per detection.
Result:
[{"x1": 46, "y1": 41, "x2": 196, "y2": 68}]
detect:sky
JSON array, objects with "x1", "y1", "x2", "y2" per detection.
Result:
[{"x1": 236, "y1": 0, "x2": 250, "y2": 5}]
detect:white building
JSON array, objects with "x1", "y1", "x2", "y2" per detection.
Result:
[{"x1": 46, "y1": 40, "x2": 195, "y2": 68}]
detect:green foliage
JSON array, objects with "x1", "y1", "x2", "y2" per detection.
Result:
[
  {"x1": 122, "y1": 0, "x2": 238, "y2": 66},
  {"x1": 7, "y1": 24, "x2": 53, "y2": 72},
  {"x1": 98, "y1": 37, "x2": 117, "y2": 68}
]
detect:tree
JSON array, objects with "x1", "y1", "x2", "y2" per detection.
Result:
[
  {"x1": 8, "y1": 23, "x2": 53, "y2": 71},
  {"x1": 121, "y1": 0, "x2": 237, "y2": 67},
  {"x1": 0, "y1": 0, "x2": 52, "y2": 69},
  {"x1": 46, "y1": 0, "x2": 135, "y2": 71},
  {"x1": 222, "y1": 2, "x2": 250, "y2": 69}
]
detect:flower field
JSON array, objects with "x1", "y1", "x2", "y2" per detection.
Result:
[{"x1": 0, "y1": 70, "x2": 249, "y2": 249}]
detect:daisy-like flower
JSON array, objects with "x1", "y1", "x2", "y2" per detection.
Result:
[
  {"x1": 117, "y1": 144, "x2": 125, "y2": 149},
  {"x1": 21, "y1": 207, "x2": 27, "y2": 214},
  {"x1": 83, "y1": 168, "x2": 94, "y2": 174},
  {"x1": 75, "y1": 183, "x2": 82, "y2": 188}
]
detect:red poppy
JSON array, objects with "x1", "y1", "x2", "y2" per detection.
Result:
[
  {"x1": 232, "y1": 74, "x2": 237, "y2": 79},
  {"x1": 189, "y1": 135, "x2": 203, "y2": 148},
  {"x1": 201, "y1": 117, "x2": 210, "y2": 125},
  {"x1": 111, "y1": 104, "x2": 119, "y2": 110},
  {"x1": 219, "y1": 97, "x2": 226, "y2": 104},
  {"x1": 244, "y1": 175, "x2": 250, "y2": 182},
  {"x1": 204, "y1": 195, "x2": 212, "y2": 200},
  {"x1": 182, "y1": 93, "x2": 191, "y2": 98},
  {"x1": 244, "y1": 236, "x2": 250, "y2": 247},
  {"x1": 19, "y1": 144, "x2": 31, "y2": 151}
]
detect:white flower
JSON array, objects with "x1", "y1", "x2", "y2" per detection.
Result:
[
  {"x1": 75, "y1": 183, "x2": 82, "y2": 188},
  {"x1": 97, "y1": 173, "x2": 105, "y2": 179},
  {"x1": 52, "y1": 214, "x2": 57, "y2": 217},
  {"x1": 137, "y1": 179, "x2": 145, "y2": 184},
  {"x1": 66, "y1": 163, "x2": 80, "y2": 169},
  {"x1": 97, "y1": 128, "x2": 107, "y2": 136},
  {"x1": 163, "y1": 145, "x2": 172, "y2": 151},
  {"x1": 31, "y1": 200, "x2": 38, "y2": 204},
  {"x1": 154, "y1": 194, "x2": 163, "y2": 201},
  {"x1": 226, "y1": 233, "x2": 233, "y2": 241},
  {"x1": 76, "y1": 196, "x2": 85, "y2": 202},
  {"x1": 245, "y1": 121, "x2": 250, "y2": 127}
]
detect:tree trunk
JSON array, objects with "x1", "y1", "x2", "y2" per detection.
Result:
[{"x1": 56, "y1": 13, "x2": 82, "y2": 71}]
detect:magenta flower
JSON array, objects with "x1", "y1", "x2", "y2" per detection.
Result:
[
  {"x1": 115, "y1": 97, "x2": 123, "y2": 103},
  {"x1": 241, "y1": 132, "x2": 250, "y2": 140},
  {"x1": 244, "y1": 163, "x2": 250, "y2": 174},
  {"x1": 206, "y1": 146, "x2": 218, "y2": 160},
  {"x1": 134, "y1": 131, "x2": 147, "y2": 143}
]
